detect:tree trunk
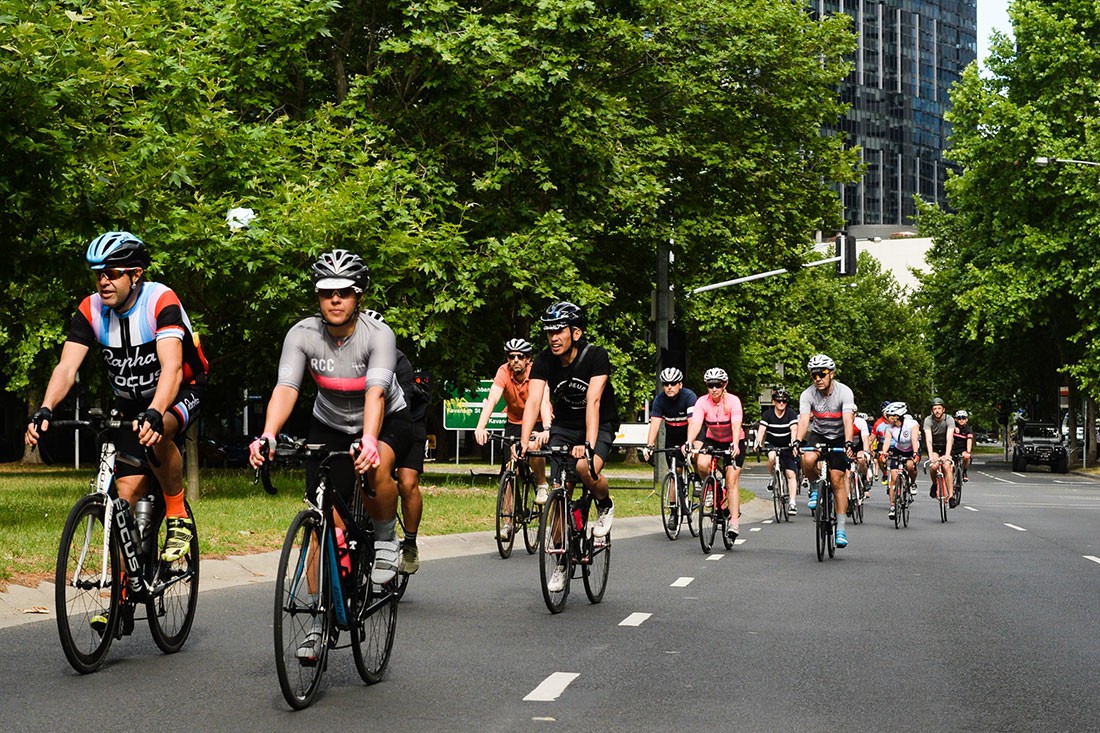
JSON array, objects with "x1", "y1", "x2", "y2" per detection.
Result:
[{"x1": 185, "y1": 429, "x2": 200, "y2": 502}]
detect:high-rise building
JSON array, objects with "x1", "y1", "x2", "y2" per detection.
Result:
[{"x1": 813, "y1": 0, "x2": 977, "y2": 231}]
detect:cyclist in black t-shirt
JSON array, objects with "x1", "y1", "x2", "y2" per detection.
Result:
[
  {"x1": 753, "y1": 387, "x2": 800, "y2": 514},
  {"x1": 520, "y1": 302, "x2": 617, "y2": 592}
]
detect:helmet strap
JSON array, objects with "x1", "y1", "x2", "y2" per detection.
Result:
[{"x1": 112, "y1": 272, "x2": 143, "y2": 313}]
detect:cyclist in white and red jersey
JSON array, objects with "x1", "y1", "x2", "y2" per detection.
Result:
[
  {"x1": 881, "y1": 401, "x2": 921, "y2": 520},
  {"x1": 871, "y1": 401, "x2": 892, "y2": 484},
  {"x1": 853, "y1": 411, "x2": 874, "y2": 486},
  {"x1": 26, "y1": 231, "x2": 208, "y2": 568},
  {"x1": 685, "y1": 368, "x2": 743, "y2": 541},
  {"x1": 793, "y1": 354, "x2": 856, "y2": 548},
  {"x1": 249, "y1": 250, "x2": 412, "y2": 663}
]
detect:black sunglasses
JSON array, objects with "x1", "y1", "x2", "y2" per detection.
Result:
[
  {"x1": 773, "y1": 398, "x2": 788, "y2": 403},
  {"x1": 317, "y1": 287, "x2": 357, "y2": 299},
  {"x1": 706, "y1": 381, "x2": 725, "y2": 389},
  {"x1": 810, "y1": 370, "x2": 831, "y2": 379},
  {"x1": 507, "y1": 353, "x2": 527, "y2": 360},
  {"x1": 661, "y1": 381, "x2": 679, "y2": 387}
]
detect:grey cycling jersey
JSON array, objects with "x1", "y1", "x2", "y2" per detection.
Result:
[
  {"x1": 798, "y1": 379, "x2": 856, "y2": 440},
  {"x1": 276, "y1": 312, "x2": 407, "y2": 434},
  {"x1": 923, "y1": 414, "x2": 955, "y2": 452}
]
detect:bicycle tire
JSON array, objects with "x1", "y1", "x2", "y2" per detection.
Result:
[
  {"x1": 772, "y1": 466, "x2": 783, "y2": 523},
  {"x1": 274, "y1": 510, "x2": 330, "y2": 709},
  {"x1": 56, "y1": 495, "x2": 120, "y2": 674},
  {"x1": 582, "y1": 503, "x2": 610, "y2": 603},
  {"x1": 522, "y1": 477, "x2": 539, "y2": 554},
  {"x1": 495, "y1": 471, "x2": 516, "y2": 559},
  {"x1": 938, "y1": 474, "x2": 948, "y2": 523},
  {"x1": 685, "y1": 474, "x2": 699, "y2": 537},
  {"x1": 892, "y1": 475, "x2": 903, "y2": 529},
  {"x1": 826, "y1": 492, "x2": 836, "y2": 558},
  {"x1": 539, "y1": 491, "x2": 570, "y2": 613},
  {"x1": 902, "y1": 488, "x2": 911, "y2": 528},
  {"x1": 351, "y1": 571, "x2": 398, "y2": 684},
  {"x1": 147, "y1": 500, "x2": 199, "y2": 653},
  {"x1": 661, "y1": 471, "x2": 680, "y2": 540},
  {"x1": 815, "y1": 485, "x2": 827, "y2": 561},
  {"x1": 698, "y1": 476, "x2": 718, "y2": 554}
]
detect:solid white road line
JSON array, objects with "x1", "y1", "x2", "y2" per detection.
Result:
[
  {"x1": 620, "y1": 612, "x2": 652, "y2": 627},
  {"x1": 670, "y1": 577, "x2": 694, "y2": 587},
  {"x1": 1004, "y1": 523, "x2": 1027, "y2": 532},
  {"x1": 1084, "y1": 556, "x2": 1100, "y2": 566},
  {"x1": 524, "y1": 672, "x2": 580, "y2": 702}
]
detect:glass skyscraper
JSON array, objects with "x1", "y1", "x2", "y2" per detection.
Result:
[{"x1": 814, "y1": 0, "x2": 977, "y2": 229}]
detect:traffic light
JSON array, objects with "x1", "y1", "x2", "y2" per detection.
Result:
[{"x1": 835, "y1": 233, "x2": 857, "y2": 276}]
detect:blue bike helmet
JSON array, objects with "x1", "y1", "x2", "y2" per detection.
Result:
[{"x1": 86, "y1": 231, "x2": 150, "y2": 270}]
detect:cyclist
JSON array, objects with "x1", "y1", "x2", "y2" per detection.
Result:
[
  {"x1": 871, "y1": 401, "x2": 893, "y2": 485},
  {"x1": 248, "y1": 250, "x2": 412, "y2": 662},
  {"x1": 642, "y1": 367, "x2": 697, "y2": 529},
  {"x1": 793, "y1": 354, "x2": 856, "y2": 548},
  {"x1": 853, "y1": 410, "x2": 874, "y2": 487},
  {"x1": 474, "y1": 337, "x2": 552, "y2": 539},
  {"x1": 753, "y1": 387, "x2": 799, "y2": 515},
  {"x1": 923, "y1": 397, "x2": 956, "y2": 504},
  {"x1": 881, "y1": 401, "x2": 920, "y2": 520},
  {"x1": 952, "y1": 409, "x2": 974, "y2": 488},
  {"x1": 685, "y1": 368, "x2": 743, "y2": 542},
  {"x1": 25, "y1": 232, "x2": 208, "y2": 576},
  {"x1": 520, "y1": 301, "x2": 619, "y2": 593}
]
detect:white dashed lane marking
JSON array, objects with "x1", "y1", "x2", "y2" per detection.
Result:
[
  {"x1": 706, "y1": 554, "x2": 724, "y2": 561},
  {"x1": 524, "y1": 672, "x2": 580, "y2": 702},
  {"x1": 964, "y1": 506, "x2": 978, "y2": 512},
  {"x1": 1004, "y1": 523, "x2": 1027, "y2": 532},
  {"x1": 1085, "y1": 556, "x2": 1100, "y2": 566},
  {"x1": 670, "y1": 577, "x2": 694, "y2": 587},
  {"x1": 619, "y1": 612, "x2": 652, "y2": 627}
]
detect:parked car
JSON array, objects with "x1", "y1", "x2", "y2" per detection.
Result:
[
  {"x1": 274, "y1": 433, "x2": 306, "y2": 467},
  {"x1": 1012, "y1": 422, "x2": 1068, "y2": 473}
]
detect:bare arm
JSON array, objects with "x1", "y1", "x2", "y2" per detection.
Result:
[
  {"x1": 25, "y1": 341, "x2": 89, "y2": 445},
  {"x1": 474, "y1": 383, "x2": 506, "y2": 445}
]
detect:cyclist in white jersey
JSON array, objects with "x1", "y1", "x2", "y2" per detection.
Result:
[{"x1": 881, "y1": 402, "x2": 920, "y2": 520}]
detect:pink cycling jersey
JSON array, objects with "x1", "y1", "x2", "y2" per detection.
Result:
[{"x1": 690, "y1": 393, "x2": 745, "y2": 443}]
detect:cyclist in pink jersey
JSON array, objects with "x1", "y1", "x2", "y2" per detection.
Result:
[{"x1": 684, "y1": 368, "x2": 743, "y2": 541}]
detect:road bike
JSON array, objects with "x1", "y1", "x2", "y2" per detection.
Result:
[
  {"x1": 845, "y1": 452, "x2": 868, "y2": 525},
  {"x1": 259, "y1": 444, "x2": 399, "y2": 709},
  {"x1": 51, "y1": 410, "x2": 199, "y2": 674},
  {"x1": 761, "y1": 444, "x2": 795, "y2": 523},
  {"x1": 803, "y1": 444, "x2": 847, "y2": 561},
  {"x1": 529, "y1": 444, "x2": 611, "y2": 614},
  {"x1": 926, "y1": 457, "x2": 951, "y2": 523},
  {"x1": 653, "y1": 447, "x2": 699, "y2": 540},
  {"x1": 490, "y1": 434, "x2": 541, "y2": 558},
  {"x1": 691, "y1": 445, "x2": 737, "y2": 554},
  {"x1": 886, "y1": 450, "x2": 915, "y2": 529},
  {"x1": 951, "y1": 452, "x2": 966, "y2": 508}
]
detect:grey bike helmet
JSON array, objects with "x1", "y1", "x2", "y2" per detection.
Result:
[
  {"x1": 807, "y1": 354, "x2": 836, "y2": 372},
  {"x1": 659, "y1": 367, "x2": 684, "y2": 384},
  {"x1": 86, "y1": 231, "x2": 150, "y2": 270},
  {"x1": 312, "y1": 249, "x2": 368, "y2": 291},
  {"x1": 504, "y1": 338, "x2": 533, "y2": 354}
]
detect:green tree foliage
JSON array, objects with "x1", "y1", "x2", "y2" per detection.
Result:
[
  {"x1": 1, "y1": 0, "x2": 860, "y2": 436},
  {"x1": 916, "y1": 0, "x2": 1100, "y2": 421}
]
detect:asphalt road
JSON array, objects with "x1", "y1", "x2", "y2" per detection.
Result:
[{"x1": 4, "y1": 458, "x2": 1100, "y2": 732}]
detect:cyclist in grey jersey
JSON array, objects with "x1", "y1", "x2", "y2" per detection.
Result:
[{"x1": 250, "y1": 250, "x2": 412, "y2": 663}]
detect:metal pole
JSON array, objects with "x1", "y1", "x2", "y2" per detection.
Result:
[{"x1": 73, "y1": 372, "x2": 80, "y2": 469}]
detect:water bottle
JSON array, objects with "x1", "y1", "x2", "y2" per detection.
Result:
[
  {"x1": 134, "y1": 496, "x2": 155, "y2": 556},
  {"x1": 334, "y1": 527, "x2": 352, "y2": 579},
  {"x1": 112, "y1": 498, "x2": 144, "y2": 597},
  {"x1": 571, "y1": 503, "x2": 584, "y2": 532}
]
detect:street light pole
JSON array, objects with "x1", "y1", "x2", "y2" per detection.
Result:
[{"x1": 1035, "y1": 156, "x2": 1100, "y2": 168}]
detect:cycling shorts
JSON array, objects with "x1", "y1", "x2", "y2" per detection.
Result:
[
  {"x1": 547, "y1": 423, "x2": 615, "y2": 484},
  {"x1": 112, "y1": 387, "x2": 203, "y2": 479},
  {"x1": 701, "y1": 437, "x2": 747, "y2": 469},
  {"x1": 803, "y1": 432, "x2": 849, "y2": 472},
  {"x1": 768, "y1": 445, "x2": 799, "y2": 472},
  {"x1": 304, "y1": 410, "x2": 413, "y2": 501}
]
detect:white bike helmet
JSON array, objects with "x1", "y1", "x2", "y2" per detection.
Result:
[
  {"x1": 703, "y1": 367, "x2": 728, "y2": 384},
  {"x1": 954, "y1": 409, "x2": 968, "y2": 419},
  {"x1": 659, "y1": 367, "x2": 683, "y2": 384},
  {"x1": 806, "y1": 354, "x2": 836, "y2": 372},
  {"x1": 504, "y1": 338, "x2": 533, "y2": 354},
  {"x1": 884, "y1": 401, "x2": 908, "y2": 418}
]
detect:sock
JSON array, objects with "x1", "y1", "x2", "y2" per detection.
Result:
[
  {"x1": 373, "y1": 517, "x2": 397, "y2": 543},
  {"x1": 164, "y1": 490, "x2": 187, "y2": 519},
  {"x1": 403, "y1": 531, "x2": 417, "y2": 547},
  {"x1": 837, "y1": 515, "x2": 846, "y2": 531},
  {"x1": 596, "y1": 496, "x2": 613, "y2": 510}
]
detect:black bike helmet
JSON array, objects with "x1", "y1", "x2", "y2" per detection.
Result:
[
  {"x1": 311, "y1": 249, "x2": 369, "y2": 292},
  {"x1": 86, "y1": 231, "x2": 150, "y2": 270},
  {"x1": 540, "y1": 301, "x2": 586, "y2": 331}
]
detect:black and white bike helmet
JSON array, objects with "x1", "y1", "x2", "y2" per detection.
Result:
[
  {"x1": 703, "y1": 367, "x2": 728, "y2": 383},
  {"x1": 540, "y1": 301, "x2": 586, "y2": 331},
  {"x1": 86, "y1": 231, "x2": 150, "y2": 270},
  {"x1": 954, "y1": 409, "x2": 968, "y2": 419},
  {"x1": 504, "y1": 338, "x2": 533, "y2": 354},
  {"x1": 884, "y1": 401, "x2": 908, "y2": 418},
  {"x1": 773, "y1": 386, "x2": 790, "y2": 401},
  {"x1": 312, "y1": 249, "x2": 368, "y2": 291},
  {"x1": 659, "y1": 367, "x2": 683, "y2": 384},
  {"x1": 806, "y1": 354, "x2": 836, "y2": 372}
]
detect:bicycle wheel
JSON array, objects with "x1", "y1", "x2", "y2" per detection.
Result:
[
  {"x1": 772, "y1": 466, "x2": 783, "y2": 523},
  {"x1": 938, "y1": 475, "x2": 948, "y2": 523},
  {"x1": 495, "y1": 471, "x2": 516, "y2": 559},
  {"x1": 902, "y1": 490, "x2": 911, "y2": 528},
  {"x1": 146, "y1": 502, "x2": 199, "y2": 654},
  {"x1": 582, "y1": 503, "x2": 610, "y2": 603},
  {"x1": 892, "y1": 476, "x2": 902, "y2": 529},
  {"x1": 685, "y1": 474, "x2": 699, "y2": 537},
  {"x1": 351, "y1": 569, "x2": 398, "y2": 684},
  {"x1": 661, "y1": 471, "x2": 679, "y2": 540},
  {"x1": 815, "y1": 488, "x2": 827, "y2": 561},
  {"x1": 522, "y1": 477, "x2": 539, "y2": 554},
  {"x1": 274, "y1": 510, "x2": 330, "y2": 710},
  {"x1": 826, "y1": 494, "x2": 836, "y2": 558},
  {"x1": 698, "y1": 476, "x2": 717, "y2": 554},
  {"x1": 539, "y1": 491, "x2": 570, "y2": 613},
  {"x1": 56, "y1": 495, "x2": 120, "y2": 674},
  {"x1": 779, "y1": 473, "x2": 790, "y2": 522}
]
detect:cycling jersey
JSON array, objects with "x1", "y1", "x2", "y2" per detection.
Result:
[
  {"x1": 67, "y1": 281, "x2": 208, "y2": 402},
  {"x1": 889, "y1": 417, "x2": 920, "y2": 453},
  {"x1": 759, "y1": 405, "x2": 797, "y2": 447},
  {"x1": 491, "y1": 362, "x2": 532, "y2": 424},
  {"x1": 952, "y1": 424, "x2": 973, "y2": 455},
  {"x1": 530, "y1": 339, "x2": 618, "y2": 430},
  {"x1": 798, "y1": 380, "x2": 856, "y2": 440},
  {"x1": 923, "y1": 414, "x2": 955, "y2": 453},
  {"x1": 872, "y1": 417, "x2": 890, "y2": 448},
  {"x1": 277, "y1": 312, "x2": 407, "y2": 434},
  {"x1": 651, "y1": 388, "x2": 698, "y2": 446},
  {"x1": 690, "y1": 393, "x2": 745, "y2": 444}
]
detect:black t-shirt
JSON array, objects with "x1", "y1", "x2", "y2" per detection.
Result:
[
  {"x1": 759, "y1": 406, "x2": 798, "y2": 447},
  {"x1": 952, "y1": 424, "x2": 973, "y2": 454},
  {"x1": 394, "y1": 350, "x2": 429, "y2": 434},
  {"x1": 530, "y1": 339, "x2": 618, "y2": 429}
]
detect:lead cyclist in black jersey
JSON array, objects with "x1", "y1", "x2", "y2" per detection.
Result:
[{"x1": 249, "y1": 250, "x2": 412, "y2": 663}]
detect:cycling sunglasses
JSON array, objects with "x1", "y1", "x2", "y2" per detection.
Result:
[
  {"x1": 507, "y1": 353, "x2": 528, "y2": 360},
  {"x1": 317, "y1": 287, "x2": 357, "y2": 299},
  {"x1": 661, "y1": 381, "x2": 680, "y2": 387},
  {"x1": 705, "y1": 381, "x2": 725, "y2": 389},
  {"x1": 94, "y1": 268, "x2": 137, "y2": 281},
  {"x1": 810, "y1": 370, "x2": 831, "y2": 379}
]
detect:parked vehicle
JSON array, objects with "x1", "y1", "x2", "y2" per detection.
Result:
[{"x1": 1012, "y1": 422, "x2": 1068, "y2": 473}]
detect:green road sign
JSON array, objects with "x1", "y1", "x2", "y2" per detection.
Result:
[{"x1": 443, "y1": 380, "x2": 507, "y2": 431}]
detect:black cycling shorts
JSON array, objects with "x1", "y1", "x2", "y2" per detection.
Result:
[
  {"x1": 547, "y1": 423, "x2": 615, "y2": 483},
  {"x1": 804, "y1": 432, "x2": 849, "y2": 472},
  {"x1": 112, "y1": 386, "x2": 203, "y2": 479}
]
